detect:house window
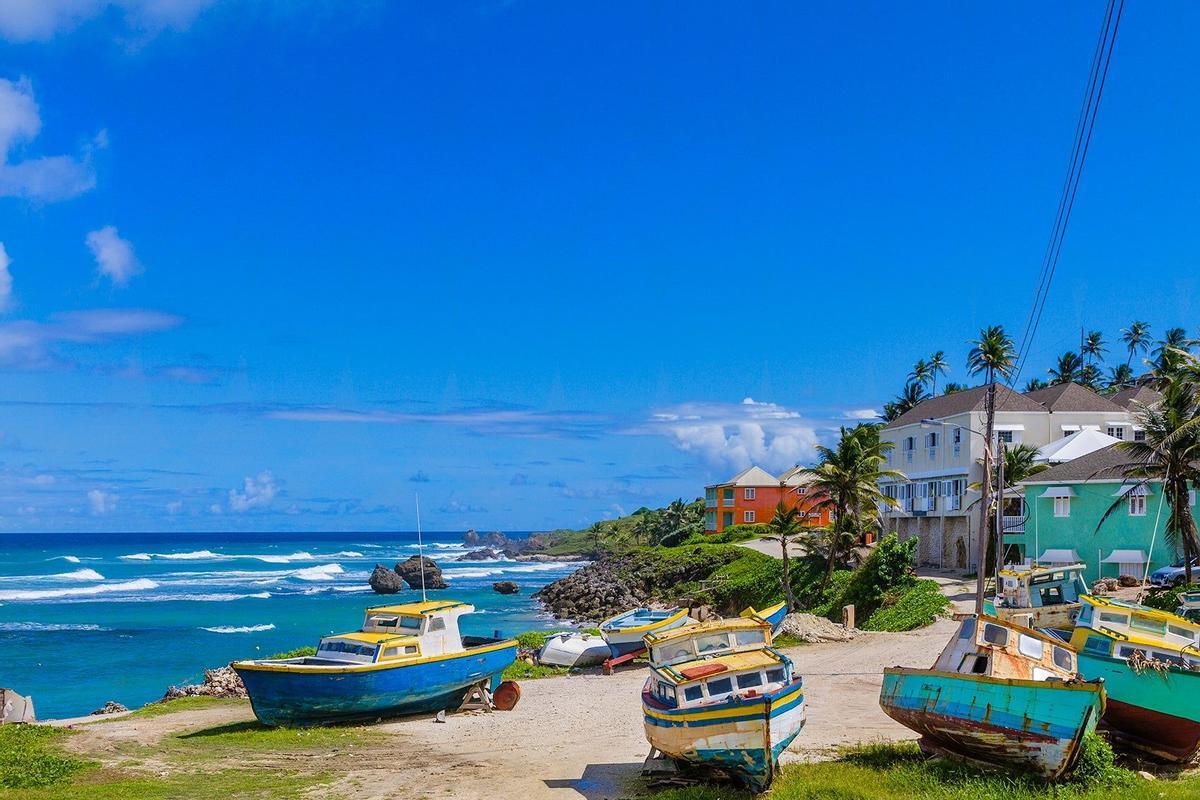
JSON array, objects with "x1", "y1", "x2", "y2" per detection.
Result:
[
  {"x1": 705, "y1": 488, "x2": 717, "y2": 505},
  {"x1": 722, "y1": 511, "x2": 733, "y2": 528},
  {"x1": 1129, "y1": 494, "x2": 1147, "y2": 517},
  {"x1": 903, "y1": 436, "x2": 915, "y2": 464},
  {"x1": 744, "y1": 487, "x2": 756, "y2": 500},
  {"x1": 996, "y1": 430, "x2": 1014, "y2": 444},
  {"x1": 952, "y1": 427, "x2": 962, "y2": 458},
  {"x1": 1133, "y1": 429, "x2": 1146, "y2": 442},
  {"x1": 722, "y1": 488, "x2": 734, "y2": 506},
  {"x1": 1107, "y1": 426, "x2": 1125, "y2": 440},
  {"x1": 796, "y1": 487, "x2": 807, "y2": 495},
  {"x1": 744, "y1": 511, "x2": 756, "y2": 523},
  {"x1": 1053, "y1": 497, "x2": 1071, "y2": 517},
  {"x1": 704, "y1": 511, "x2": 717, "y2": 531}
]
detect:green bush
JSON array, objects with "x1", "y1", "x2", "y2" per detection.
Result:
[
  {"x1": 1068, "y1": 733, "x2": 1135, "y2": 788},
  {"x1": 703, "y1": 549, "x2": 784, "y2": 613},
  {"x1": 863, "y1": 579, "x2": 951, "y2": 631},
  {"x1": 267, "y1": 646, "x2": 317, "y2": 659},
  {"x1": 806, "y1": 569, "x2": 853, "y2": 617},
  {"x1": 1141, "y1": 583, "x2": 1198, "y2": 614},
  {"x1": 0, "y1": 725, "x2": 88, "y2": 788}
]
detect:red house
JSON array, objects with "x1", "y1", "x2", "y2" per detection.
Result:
[{"x1": 703, "y1": 466, "x2": 831, "y2": 534}]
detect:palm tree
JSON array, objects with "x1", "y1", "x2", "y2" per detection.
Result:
[
  {"x1": 800, "y1": 424, "x2": 904, "y2": 588},
  {"x1": 883, "y1": 382, "x2": 930, "y2": 422},
  {"x1": 1047, "y1": 351, "x2": 1083, "y2": 385},
  {"x1": 928, "y1": 351, "x2": 949, "y2": 396},
  {"x1": 966, "y1": 325, "x2": 1016, "y2": 611},
  {"x1": 942, "y1": 382, "x2": 968, "y2": 395},
  {"x1": 1121, "y1": 321, "x2": 1152, "y2": 368},
  {"x1": 1097, "y1": 378, "x2": 1200, "y2": 584},
  {"x1": 763, "y1": 502, "x2": 803, "y2": 611},
  {"x1": 908, "y1": 359, "x2": 932, "y2": 388},
  {"x1": 1024, "y1": 377, "x2": 1048, "y2": 392},
  {"x1": 1107, "y1": 363, "x2": 1134, "y2": 391},
  {"x1": 1082, "y1": 330, "x2": 1107, "y2": 365},
  {"x1": 1152, "y1": 327, "x2": 1190, "y2": 375},
  {"x1": 1079, "y1": 363, "x2": 1103, "y2": 392}
]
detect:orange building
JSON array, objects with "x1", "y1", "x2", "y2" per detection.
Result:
[{"x1": 703, "y1": 465, "x2": 832, "y2": 534}]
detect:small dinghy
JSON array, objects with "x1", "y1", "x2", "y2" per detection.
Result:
[
  {"x1": 741, "y1": 600, "x2": 788, "y2": 633},
  {"x1": 641, "y1": 616, "x2": 805, "y2": 791},
  {"x1": 537, "y1": 632, "x2": 610, "y2": 668},
  {"x1": 599, "y1": 607, "x2": 692, "y2": 659},
  {"x1": 879, "y1": 614, "x2": 1105, "y2": 779}
]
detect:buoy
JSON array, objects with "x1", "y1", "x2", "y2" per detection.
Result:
[{"x1": 492, "y1": 681, "x2": 521, "y2": 711}]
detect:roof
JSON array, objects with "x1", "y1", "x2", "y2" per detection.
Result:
[
  {"x1": 327, "y1": 631, "x2": 418, "y2": 645},
  {"x1": 1036, "y1": 428, "x2": 1121, "y2": 464},
  {"x1": 660, "y1": 649, "x2": 782, "y2": 685},
  {"x1": 778, "y1": 465, "x2": 814, "y2": 486},
  {"x1": 999, "y1": 563, "x2": 1086, "y2": 580},
  {"x1": 885, "y1": 383, "x2": 1044, "y2": 428},
  {"x1": 644, "y1": 616, "x2": 767, "y2": 646},
  {"x1": 1085, "y1": 595, "x2": 1200, "y2": 630},
  {"x1": 1021, "y1": 444, "x2": 1135, "y2": 484},
  {"x1": 717, "y1": 465, "x2": 779, "y2": 487},
  {"x1": 365, "y1": 600, "x2": 467, "y2": 616},
  {"x1": 1023, "y1": 382, "x2": 1126, "y2": 413},
  {"x1": 1110, "y1": 385, "x2": 1163, "y2": 410}
]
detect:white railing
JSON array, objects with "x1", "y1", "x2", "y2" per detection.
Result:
[{"x1": 1002, "y1": 515, "x2": 1025, "y2": 533}]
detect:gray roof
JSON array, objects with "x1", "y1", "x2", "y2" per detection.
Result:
[
  {"x1": 1022, "y1": 382, "x2": 1127, "y2": 413},
  {"x1": 886, "y1": 383, "x2": 1045, "y2": 428},
  {"x1": 1110, "y1": 385, "x2": 1163, "y2": 410},
  {"x1": 1022, "y1": 444, "x2": 1134, "y2": 483}
]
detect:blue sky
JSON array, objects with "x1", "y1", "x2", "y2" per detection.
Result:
[{"x1": 1, "y1": 1, "x2": 1198, "y2": 532}]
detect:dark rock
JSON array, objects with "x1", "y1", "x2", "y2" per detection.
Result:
[
  {"x1": 458, "y1": 547, "x2": 500, "y2": 562},
  {"x1": 369, "y1": 563, "x2": 405, "y2": 594},
  {"x1": 483, "y1": 531, "x2": 509, "y2": 547},
  {"x1": 90, "y1": 700, "x2": 128, "y2": 715},
  {"x1": 493, "y1": 581, "x2": 520, "y2": 595},
  {"x1": 394, "y1": 555, "x2": 449, "y2": 590},
  {"x1": 463, "y1": 529, "x2": 481, "y2": 547}
]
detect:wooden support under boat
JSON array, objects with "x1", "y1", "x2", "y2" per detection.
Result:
[{"x1": 603, "y1": 647, "x2": 645, "y2": 674}]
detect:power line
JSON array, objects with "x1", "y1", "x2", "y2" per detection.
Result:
[{"x1": 1011, "y1": 0, "x2": 1125, "y2": 387}]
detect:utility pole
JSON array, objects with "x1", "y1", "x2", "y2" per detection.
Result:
[
  {"x1": 995, "y1": 442, "x2": 1006, "y2": 598},
  {"x1": 974, "y1": 382, "x2": 996, "y2": 615}
]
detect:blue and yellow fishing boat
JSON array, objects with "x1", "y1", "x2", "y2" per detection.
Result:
[
  {"x1": 600, "y1": 607, "x2": 693, "y2": 658},
  {"x1": 880, "y1": 615, "x2": 1105, "y2": 779},
  {"x1": 232, "y1": 600, "x2": 517, "y2": 726},
  {"x1": 641, "y1": 617, "x2": 804, "y2": 791},
  {"x1": 740, "y1": 600, "x2": 788, "y2": 633},
  {"x1": 1068, "y1": 595, "x2": 1200, "y2": 762}
]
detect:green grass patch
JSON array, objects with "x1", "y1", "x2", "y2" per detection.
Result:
[
  {"x1": 0, "y1": 725, "x2": 89, "y2": 789},
  {"x1": 502, "y1": 661, "x2": 571, "y2": 680},
  {"x1": 172, "y1": 719, "x2": 379, "y2": 754},
  {"x1": 2, "y1": 767, "x2": 322, "y2": 800},
  {"x1": 123, "y1": 696, "x2": 237, "y2": 719},
  {"x1": 862, "y1": 579, "x2": 952, "y2": 632}
]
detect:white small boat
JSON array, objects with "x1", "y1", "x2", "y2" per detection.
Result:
[
  {"x1": 600, "y1": 607, "x2": 693, "y2": 658},
  {"x1": 537, "y1": 632, "x2": 610, "y2": 668}
]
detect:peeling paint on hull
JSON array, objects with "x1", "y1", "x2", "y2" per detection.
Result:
[{"x1": 879, "y1": 668, "x2": 1104, "y2": 779}]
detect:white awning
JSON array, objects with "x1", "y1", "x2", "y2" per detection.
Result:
[
  {"x1": 994, "y1": 424, "x2": 1025, "y2": 431},
  {"x1": 1101, "y1": 549, "x2": 1149, "y2": 564},
  {"x1": 1060, "y1": 425, "x2": 1081, "y2": 432},
  {"x1": 1039, "y1": 549, "x2": 1082, "y2": 564},
  {"x1": 1112, "y1": 484, "x2": 1153, "y2": 497},
  {"x1": 1038, "y1": 486, "x2": 1077, "y2": 498},
  {"x1": 1105, "y1": 421, "x2": 1129, "y2": 427}
]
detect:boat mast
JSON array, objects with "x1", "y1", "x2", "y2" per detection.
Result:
[{"x1": 416, "y1": 493, "x2": 427, "y2": 603}]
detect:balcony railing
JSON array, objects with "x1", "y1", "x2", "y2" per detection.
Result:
[{"x1": 1001, "y1": 515, "x2": 1025, "y2": 534}]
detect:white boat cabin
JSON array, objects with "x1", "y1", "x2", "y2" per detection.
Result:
[
  {"x1": 933, "y1": 615, "x2": 1079, "y2": 682},
  {"x1": 1071, "y1": 596, "x2": 1200, "y2": 666},
  {"x1": 312, "y1": 600, "x2": 474, "y2": 665},
  {"x1": 996, "y1": 563, "x2": 1088, "y2": 611},
  {"x1": 644, "y1": 617, "x2": 772, "y2": 668}
]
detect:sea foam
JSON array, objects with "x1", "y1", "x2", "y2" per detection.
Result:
[
  {"x1": 201, "y1": 624, "x2": 276, "y2": 634},
  {"x1": 0, "y1": 578, "x2": 159, "y2": 602}
]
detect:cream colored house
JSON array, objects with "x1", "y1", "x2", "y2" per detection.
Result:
[{"x1": 879, "y1": 382, "x2": 1132, "y2": 570}]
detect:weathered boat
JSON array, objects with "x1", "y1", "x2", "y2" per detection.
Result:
[
  {"x1": 986, "y1": 563, "x2": 1089, "y2": 631},
  {"x1": 879, "y1": 614, "x2": 1105, "y2": 779},
  {"x1": 641, "y1": 616, "x2": 804, "y2": 791},
  {"x1": 599, "y1": 607, "x2": 692, "y2": 658},
  {"x1": 232, "y1": 600, "x2": 517, "y2": 726},
  {"x1": 740, "y1": 600, "x2": 788, "y2": 633},
  {"x1": 1175, "y1": 590, "x2": 1200, "y2": 623},
  {"x1": 1068, "y1": 595, "x2": 1200, "y2": 762},
  {"x1": 537, "y1": 631, "x2": 610, "y2": 668}
]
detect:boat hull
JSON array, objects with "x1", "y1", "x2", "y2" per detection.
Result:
[
  {"x1": 988, "y1": 601, "x2": 1079, "y2": 632},
  {"x1": 642, "y1": 678, "x2": 805, "y2": 791},
  {"x1": 879, "y1": 667, "x2": 1103, "y2": 779},
  {"x1": 742, "y1": 601, "x2": 788, "y2": 634},
  {"x1": 1076, "y1": 649, "x2": 1200, "y2": 763},
  {"x1": 536, "y1": 633, "x2": 610, "y2": 668},
  {"x1": 600, "y1": 608, "x2": 692, "y2": 659},
  {"x1": 233, "y1": 641, "x2": 517, "y2": 726}
]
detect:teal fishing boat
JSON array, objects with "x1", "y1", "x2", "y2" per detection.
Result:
[
  {"x1": 1068, "y1": 595, "x2": 1200, "y2": 762},
  {"x1": 986, "y1": 563, "x2": 1089, "y2": 631},
  {"x1": 232, "y1": 600, "x2": 517, "y2": 726},
  {"x1": 880, "y1": 615, "x2": 1105, "y2": 779}
]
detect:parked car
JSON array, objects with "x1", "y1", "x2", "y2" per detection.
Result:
[{"x1": 1149, "y1": 559, "x2": 1200, "y2": 587}]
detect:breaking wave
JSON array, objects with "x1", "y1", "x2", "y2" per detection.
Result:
[
  {"x1": 0, "y1": 578, "x2": 159, "y2": 602},
  {"x1": 0, "y1": 622, "x2": 108, "y2": 632},
  {"x1": 119, "y1": 550, "x2": 363, "y2": 563},
  {"x1": 201, "y1": 624, "x2": 276, "y2": 634}
]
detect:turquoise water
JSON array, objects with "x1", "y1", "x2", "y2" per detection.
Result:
[{"x1": 0, "y1": 531, "x2": 583, "y2": 718}]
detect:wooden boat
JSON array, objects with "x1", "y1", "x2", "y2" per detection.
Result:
[
  {"x1": 641, "y1": 617, "x2": 804, "y2": 791},
  {"x1": 536, "y1": 631, "x2": 610, "y2": 668},
  {"x1": 599, "y1": 607, "x2": 692, "y2": 659},
  {"x1": 232, "y1": 600, "x2": 517, "y2": 726},
  {"x1": 879, "y1": 614, "x2": 1105, "y2": 779},
  {"x1": 1068, "y1": 595, "x2": 1200, "y2": 762},
  {"x1": 986, "y1": 563, "x2": 1089, "y2": 631},
  {"x1": 740, "y1": 600, "x2": 788, "y2": 633}
]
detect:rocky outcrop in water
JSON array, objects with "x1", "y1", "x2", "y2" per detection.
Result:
[
  {"x1": 492, "y1": 581, "x2": 520, "y2": 595},
  {"x1": 394, "y1": 555, "x2": 448, "y2": 590},
  {"x1": 162, "y1": 666, "x2": 247, "y2": 701},
  {"x1": 369, "y1": 563, "x2": 406, "y2": 594},
  {"x1": 90, "y1": 700, "x2": 128, "y2": 715},
  {"x1": 458, "y1": 547, "x2": 500, "y2": 561}
]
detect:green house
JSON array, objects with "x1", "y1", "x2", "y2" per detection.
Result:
[{"x1": 1014, "y1": 444, "x2": 1198, "y2": 582}]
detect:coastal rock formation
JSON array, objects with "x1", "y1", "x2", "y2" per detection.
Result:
[
  {"x1": 162, "y1": 666, "x2": 247, "y2": 701},
  {"x1": 458, "y1": 547, "x2": 500, "y2": 561},
  {"x1": 515, "y1": 553, "x2": 587, "y2": 563},
  {"x1": 492, "y1": 581, "x2": 519, "y2": 595},
  {"x1": 394, "y1": 555, "x2": 448, "y2": 590},
  {"x1": 90, "y1": 700, "x2": 129, "y2": 715},
  {"x1": 368, "y1": 563, "x2": 405, "y2": 594}
]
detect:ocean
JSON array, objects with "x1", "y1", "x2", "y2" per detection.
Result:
[{"x1": 0, "y1": 531, "x2": 585, "y2": 719}]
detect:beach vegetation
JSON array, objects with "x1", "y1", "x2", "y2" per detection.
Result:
[{"x1": 0, "y1": 725, "x2": 88, "y2": 789}]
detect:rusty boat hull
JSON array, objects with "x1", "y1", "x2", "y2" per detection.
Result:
[{"x1": 879, "y1": 667, "x2": 1105, "y2": 779}]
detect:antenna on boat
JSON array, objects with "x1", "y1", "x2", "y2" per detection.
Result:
[{"x1": 415, "y1": 493, "x2": 427, "y2": 603}]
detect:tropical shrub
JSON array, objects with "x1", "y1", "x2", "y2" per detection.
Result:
[
  {"x1": 0, "y1": 725, "x2": 88, "y2": 789},
  {"x1": 863, "y1": 579, "x2": 950, "y2": 631}
]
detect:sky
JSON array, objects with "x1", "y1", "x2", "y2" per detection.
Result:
[{"x1": 1, "y1": 1, "x2": 1199, "y2": 533}]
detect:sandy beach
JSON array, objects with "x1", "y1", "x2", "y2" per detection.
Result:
[{"x1": 57, "y1": 616, "x2": 959, "y2": 800}]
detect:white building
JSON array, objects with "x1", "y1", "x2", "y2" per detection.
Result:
[{"x1": 879, "y1": 382, "x2": 1133, "y2": 570}]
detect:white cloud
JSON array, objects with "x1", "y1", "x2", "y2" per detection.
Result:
[
  {"x1": 0, "y1": 78, "x2": 95, "y2": 202},
  {"x1": 437, "y1": 499, "x2": 488, "y2": 514},
  {"x1": 0, "y1": 308, "x2": 182, "y2": 368},
  {"x1": 87, "y1": 488, "x2": 117, "y2": 514},
  {"x1": 86, "y1": 226, "x2": 142, "y2": 286},
  {"x1": 0, "y1": 242, "x2": 12, "y2": 312},
  {"x1": 166, "y1": 499, "x2": 183, "y2": 514},
  {"x1": 844, "y1": 408, "x2": 880, "y2": 420},
  {"x1": 228, "y1": 470, "x2": 277, "y2": 512},
  {"x1": 640, "y1": 397, "x2": 821, "y2": 474},
  {"x1": 0, "y1": 0, "x2": 218, "y2": 42}
]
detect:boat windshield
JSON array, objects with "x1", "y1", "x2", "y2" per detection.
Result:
[
  {"x1": 317, "y1": 639, "x2": 377, "y2": 659},
  {"x1": 366, "y1": 614, "x2": 421, "y2": 631}
]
